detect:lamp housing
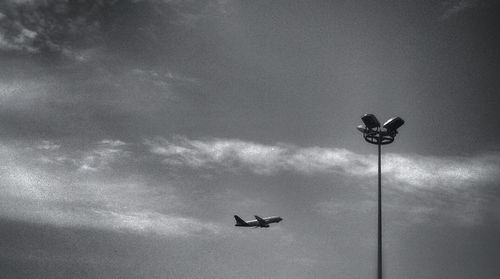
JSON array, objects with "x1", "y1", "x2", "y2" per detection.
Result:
[
  {"x1": 356, "y1": 125, "x2": 367, "y2": 133},
  {"x1": 383, "y1": 117, "x2": 405, "y2": 132},
  {"x1": 361, "y1": 114, "x2": 380, "y2": 129}
]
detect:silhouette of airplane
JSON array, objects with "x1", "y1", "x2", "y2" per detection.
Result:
[{"x1": 234, "y1": 215, "x2": 283, "y2": 228}]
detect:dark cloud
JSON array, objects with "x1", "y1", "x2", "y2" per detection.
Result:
[
  {"x1": 0, "y1": 0, "x2": 229, "y2": 57},
  {"x1": 438, "y1": 0, "x2": 498, "y2": 20},
  {"x1": 0, "y1": 0, "x2": 214, "y2": 142},
  {"x1": 440, "y1": 0, "x2": 479, "y2": 20},
  {"x1": 0, "y1": 0, "x2": 109, "y2": 54}
]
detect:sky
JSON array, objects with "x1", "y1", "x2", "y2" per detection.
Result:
[{"x1": 0, "y1": 0, "x2": 499, "y2": 278}]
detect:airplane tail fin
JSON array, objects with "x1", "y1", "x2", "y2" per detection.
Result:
[{"x1": 234, "y1": 215, "x2": 249, "y2": 226}]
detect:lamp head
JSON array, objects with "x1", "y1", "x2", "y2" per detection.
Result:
[
  {"x1": 383, "y1": 117, "x2": 405, "y2": 132},
  {"x1": 356, "y1": 125, "x2": 367, "y2": 133},
  {"x1": 361, "y1": 114, "x2": 380, "y2": 129}
]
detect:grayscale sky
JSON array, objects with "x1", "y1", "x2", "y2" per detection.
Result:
[{"x1": 0, "y1": 1, "x2": 499, "y2": 278}]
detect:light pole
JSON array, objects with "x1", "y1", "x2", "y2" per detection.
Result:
[{"x1": 356, "y1": 114, "x2": 405, "y2": 279}]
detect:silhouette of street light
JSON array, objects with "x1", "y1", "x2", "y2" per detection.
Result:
[{"x1": 357, "y1": 114, "x2": 404, "y2": 279}]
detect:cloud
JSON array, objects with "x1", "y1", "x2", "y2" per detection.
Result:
[
  {"x1": 0, "y1": 139, "x2": 221, "y2": 237},
  {"x1": 145, "y1": 136, "x2": 289, "y2": 174},
  {"x1": 130, "y1": 68, "x2": 199, "y2": 93},
  {"x1": 1, "y1": 201, "x2": 220, "y2": 237},
  {"x1": 76, "y1": 139, "x2": 130, "y2": 172},
  {"x1": 19, "y1": 204, "x2": 221, "y2": 237},
  {"x1": 0, "y1": 0, "x2": 232, "y2": 56},
  {"x1": 315, "y1": 186, "x2": 497, "y2": 227},
  {"x1": 94, "y1": 209, "x2": 220, "y2": 236},
  {"x1": 0, "y1": 63, "x2": 195, "y2": 139},
  {"x1": 440, "y1": 0, "x2": 480, "y2": 20},
  {"x1": 145, "y1": 136, "x2": 500, "y2": 189},
  {"x1": 34, "y1": 139, "x2": 131, "y2": 171},
  {"x1": 36, "y1": 140, "x2": 60, "y2": 151},
  {"x1": 0, "y1": 26, "x2": 38, "y2": 53},
  {"x1": 0, "y1": 79, "x2": 52, "y2": 108},
  {"x1": 0, "y1": 0, "x2": 104, "y2": 55}
]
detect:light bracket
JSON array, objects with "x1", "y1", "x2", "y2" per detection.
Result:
[{"x1": 357, "y1": 115, "x2": 404, "y2": 145}]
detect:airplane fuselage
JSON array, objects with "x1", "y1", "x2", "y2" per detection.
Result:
[{"x1": 234, "y1": 215, "x2": 283, "y2": 228}]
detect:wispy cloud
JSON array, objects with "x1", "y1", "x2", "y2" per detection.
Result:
[
  {"x1": 131, "y1": 68, "x2": 199, "y2": 93},
  {"x1": 0, "y1": 64, "x2": 192, "y2": 139},
  {"x1": 36, "y1": 140, "x2": 60, "y2": 151},
  {"x1": 145, "y1": 136, "x2": 500, "y2": 189},
  {"x1": 0, "y1": 79, "x2": 52, "y2": 108},
  {"x1": 0, "y1": 139, "x2": 221, "y2": 237},
  {"x1": 315, "y1": 185, "x2": 498, "y2": 227},
  {"x1": 0, "y1": 0, "x2": 104, "y2": 55},
  {"x1": 77, "y1": 140, "x2": 130, "y2": 172},
  {"x1": 0, "y1": 0, "x2": 232, "y2": 56},
  {"x1": 35, "y1": 139, "x2": 130, "y2": 172},
  {"x1": 440, "y1": 0, "x2": 480, "y2": 20}
]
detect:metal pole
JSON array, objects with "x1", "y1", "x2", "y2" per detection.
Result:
[{"x1": 378, "y1": 133, "x2": 382, "y2": 279}]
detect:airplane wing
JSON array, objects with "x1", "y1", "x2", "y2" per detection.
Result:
[{"x1": 254, "y1": 215, "x2": 269, "y2": 227}]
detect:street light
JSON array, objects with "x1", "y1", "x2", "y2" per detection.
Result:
[{"x1": 356, "y1": 114, "x2": 404, "y2": 279}]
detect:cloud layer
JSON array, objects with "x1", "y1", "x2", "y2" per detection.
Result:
[
  {"x1": 0, "y1": 139, "x2": 221, "y2": 237},
  {"x1": 1, "y1": 135, "x2": 499, "y2": 237},
  {"x1": 146, "y1": 136, "x2": 500, "y2": 190},
  {"x1": 144, "y1": 136, "x2": 500, "y2": 227}
]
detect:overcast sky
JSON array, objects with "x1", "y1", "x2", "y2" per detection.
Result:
[{"x1": 0, "y1": 0, "x2": 499, "y2": 278}]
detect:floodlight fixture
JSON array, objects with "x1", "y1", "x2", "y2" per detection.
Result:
[
  {"x1": 361, "y1": 114, "x2": 380, "y2": 129},
  {"x1": 356, "y1": 125, "x2": 367, "y2": 133},
  {"x1": 383, "y1": 117, "x2": 405, "y2": 133}
]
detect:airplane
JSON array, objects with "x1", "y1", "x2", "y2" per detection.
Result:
[{"x1": 234, "y1": 215, "x2": 283, "y2": 228}]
